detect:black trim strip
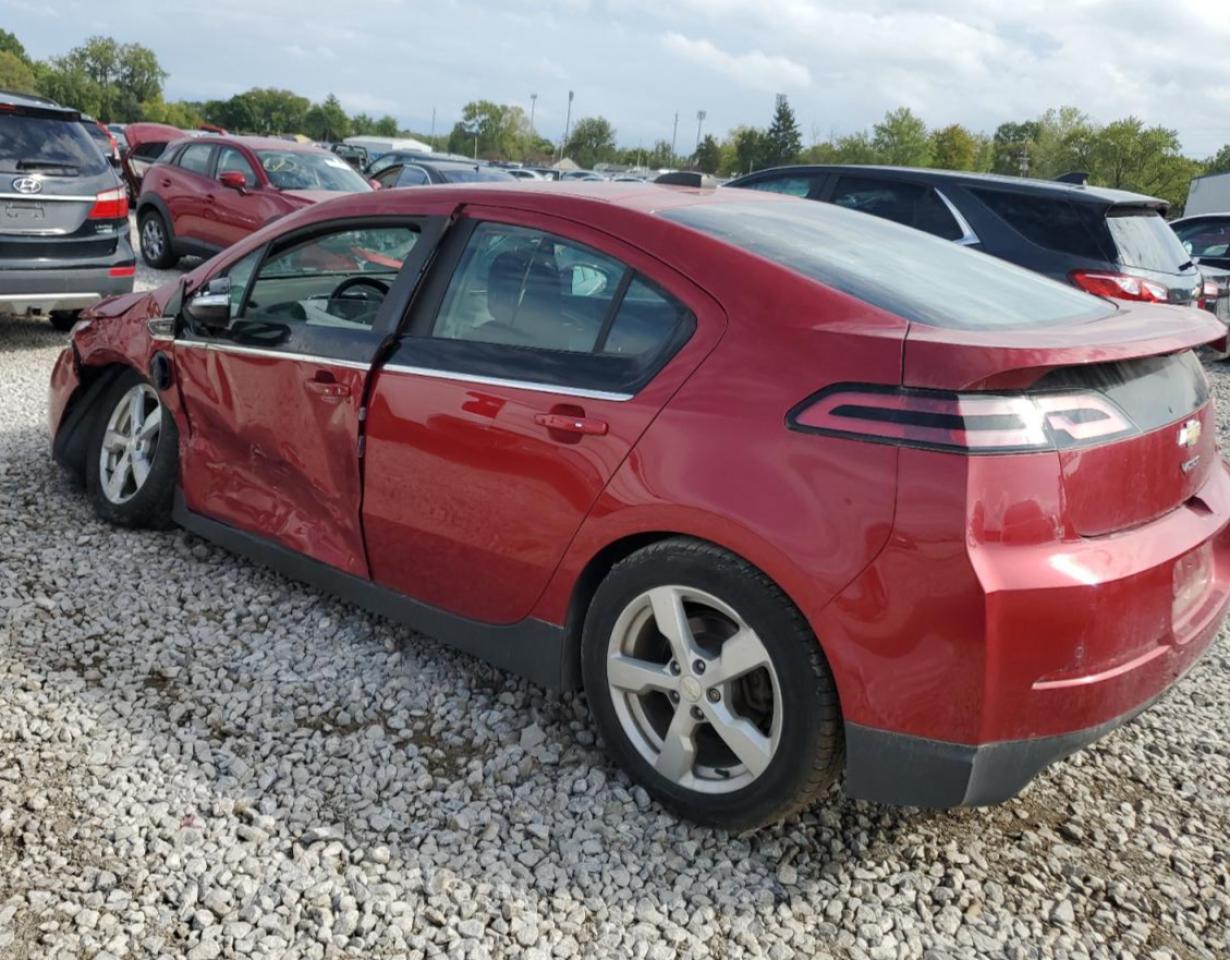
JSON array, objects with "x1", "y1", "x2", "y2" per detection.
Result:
[{"x1": 171, "y1": 493, "x2": 577, "y2": 690}]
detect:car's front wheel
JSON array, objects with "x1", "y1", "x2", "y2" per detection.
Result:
[
  {"x1": 139, "y1": 210, "x2": 178, "y2": 269},
  {"x1": 85, "y1": 369, "x2": 178, "y2": 528},
  {"x1": 582, "y1": 538, "x2": 843, "y2": 831}
]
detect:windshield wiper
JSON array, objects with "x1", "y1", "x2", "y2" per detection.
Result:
[{"x1": 15, "y1": 160, "x2": 80, "y2": 173}]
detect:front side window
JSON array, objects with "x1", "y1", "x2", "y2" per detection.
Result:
[
  {"x1": 236, "y1": 225, "x2": 418, "y2": 332},
  {"x1": 177, "y1": 144, "x2": 215, "y2": 176},
  {"x1": 257, "y1": 150, "x2": 370, "y2": 192},
  {"x1": 217, "y1": 147, "x2": 258, "y2": 187},
  {"x1": 418, "y1": 221, "x2": 694, "y2": 393},
  {"x1": 831, "y1": 176, "x2": 962, "y2": 241},
  {"x1": 394, "y1": 165, "x2": 430, "y2": 187}
]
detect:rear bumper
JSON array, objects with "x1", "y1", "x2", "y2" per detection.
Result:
[
  {"x1": 826, "y1": 453, "x2": 1230, "y2": 808},
  {"x1": 0, "y1": 264, "x2": 135, "y2": 315}
]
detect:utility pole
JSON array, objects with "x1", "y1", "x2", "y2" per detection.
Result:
[
  {"x1": 529, "y1": 93, "x2": 537, "y2": 134},
  {"x1": 670, "y1": 111, "x2": 679, "y2": 166},
  {"x1": 430, "y1": 107, "x2": 436, "y2": 143},
  {"x1": 558, "y1": 90, "x2": 574, "y2": 162},
  {"x1": 1016, "y1": 147, "x2": 1029, "y2": 177},
  {"x1": 695, "y1": 110, "x2": 706, "y2": 151}
]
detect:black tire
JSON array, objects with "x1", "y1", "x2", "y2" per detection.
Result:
[
  {"x1": 48, "y1": 310, "x2": 79, "y2": 332},
  {"x1": 84, "y1": 368, "x2": 178, "y2": 529},
  {"x1": 138, "y1": 209, "x2": 178, "y2": 269},
  {"x1": 581, "y1": 537, "x2": 844, "y2": 831}
]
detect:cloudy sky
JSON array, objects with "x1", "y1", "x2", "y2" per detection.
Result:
[{"x1": 6, "y1": 0, "x2": 1229, "y2": 155}]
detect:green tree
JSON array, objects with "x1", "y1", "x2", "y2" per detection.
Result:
[
  {"x1": 693, "y1": 133, "x2": 721, "y2": 174},
  {"x1": 929, "y1": 124, "x2": 978, "y2": 170},
  {"x1": 1206, "y1": 145, "x2": 1230, "y2": 176},
  {"x1": 202, "y1": 88, "x2": 309, "y2": 134},
  {"x1": 350, "y1": 112, "x2": 376, "y2": 135},
  {"x1": 733, "y1": 127, "x2": 770, "y2": 174},
  {"x1": 373, "y1": 115, "x2": 399, "y2": 137},
  {"x1": 991, "y1": 119, "x2": 1041, "y2": 175},
  {"x1": 563, "y1": 116, "x2": 617, "y2": 168},
  {"x1": 51, "y1": 36, "x2": 166, "y2": 120},
  {"x1": 34, "y1": 62, "x2": 103, "y2": 116},
  {"x1": 140, "y1": 97, "x2": 202, "y2": 129},
  {"x1": 764, "y1": 95, "x2": 802, "y2": 166},
  {"x1": 1088, "y1": 118, "x2": 1195, "y2": 210},
  {"x1": 0, "y1": 28, "x2": 29, "y2": 63},
  {"x1": 0, "y1": 50, "x2": 36, "y2": 93},
  {"x1": 446, "y1": 100, "x2": 535, "y2": 160},
  {"x1": 303, "y1": 94, "x2": 351, "y2": 141},
  {"x1": 872, "y1": 107, "x2": 930, "y2": 166},
  {"x1": 1030, "y1": 107, "x2": 1097, "y2": 179}
]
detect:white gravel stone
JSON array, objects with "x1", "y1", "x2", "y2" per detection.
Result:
[{"x1": 1, "y1": 273, "x2": 1229, "y2": 958}]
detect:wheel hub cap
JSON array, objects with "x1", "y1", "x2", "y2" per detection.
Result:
[
  {"x1": 99, "y1": 383, "x2": 162, "y2": 505},
  {"x1": 679, "y1": 676, "x2": 703, "y2": 703}
]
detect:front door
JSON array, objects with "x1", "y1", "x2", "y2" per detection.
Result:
[
  {"x1": 205, "y1": 146, "x2": 275, "y2": 248},
  {"x1": 362, "y1": 211, "x2": 724, "y2": 624},
  {"x1": 174, "y1": 216, "x2": 442, "y2": 576}
]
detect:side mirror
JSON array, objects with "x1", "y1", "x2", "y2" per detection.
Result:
[
  {"x1": 184, "y1": 276, "x2": 232, "y2": 329},
  {"x1": 219, "y1": 171, "x2": 248, "y2": 192}
]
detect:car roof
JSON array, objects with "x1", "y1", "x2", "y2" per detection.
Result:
[
  {"x1": 170, "y1": 135, "x2": 335, "y2": 153},
  {"x1": 736, "y1": 164, "x2": 1166, "y2": 207},
  {"x1": 0, "y1": 88, "x2": 78, "y2": 117}
]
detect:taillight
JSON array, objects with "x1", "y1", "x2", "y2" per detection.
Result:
[
  {"x1": 108, "y1": 265, "x2": 136, "y2": 278},
  {"x1": 88, "y1": 187, "x2": 128, "y2": 220},
  {"x1": 789, "y1": 385, "x2": 1137, "y2": 453},
  {"x1": 1069, "y1": 270, "x2": 1168, "y2": 303}
]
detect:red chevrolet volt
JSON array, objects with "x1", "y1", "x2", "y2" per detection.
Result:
[{"x1": 48, "y1": 183, "x2": 1230, "y2": 829}]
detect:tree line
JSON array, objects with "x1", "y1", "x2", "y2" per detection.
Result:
[{"x1": 4, "y1": 28, "x2": 1229, "y2": 210}]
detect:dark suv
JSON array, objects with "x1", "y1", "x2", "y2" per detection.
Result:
[
  {"x1": 1, "y1": 90, "x2": 135, "y2": 331},
  {"x1": 727, "y1": 165, "x2": 1203, "y2": 308}
]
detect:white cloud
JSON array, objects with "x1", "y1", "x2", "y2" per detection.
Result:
[{"x1": 660, "y1": 33, "x2": 811, "y2": 92}]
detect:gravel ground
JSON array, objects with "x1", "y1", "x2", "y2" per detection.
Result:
[{"x1": 1, "y1": 260, "x2": 1229, "y2": 959}]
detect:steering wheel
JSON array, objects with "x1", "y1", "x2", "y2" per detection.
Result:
[{"x1": 331, "y1": 276, "x2": 391, "y2": 302}]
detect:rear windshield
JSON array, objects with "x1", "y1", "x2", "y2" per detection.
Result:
[
  {"x1": 663, "y1": 200, "x2": 1115, "y2": 330},
  {"x1": 1106, "y1": 209, "x2": 1193, "y2": 274},
  {"x1": 0, "y1": 113, "x2": 108, "y2": 176}
]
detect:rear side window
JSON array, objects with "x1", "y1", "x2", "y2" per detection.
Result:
[
  {"x1": 831, "y1": 176, "x2": 963, "y2": 241},
  {"x1": 177, "y1": 144, "x2": 215, "y2": 176},
  {"x1": 394, "y1": 166, "x2": 430, "y2": 187},
  {"x1": 664, "y1": 200, "x2": 1115, "y2": 331},
  {"x1": 972, "y1": 189, "x2": 1108, "y2": 260},
  {"x1": 0, "y1": 113, "x2": 108, "y2": 176},
  {"x1": 1106, "y1": 209, "x2": 1193, "y2": 274}
]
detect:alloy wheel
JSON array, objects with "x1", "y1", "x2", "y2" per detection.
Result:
[
  {"x1": 606, "y1": 585, "x2": 782, "y2": 794},
  {"x1": 98, "y1": 383, "x2": 162, "y2": 505},
  {"x1": 141, "y1": 217, "x2": 164, "y2": 260}
]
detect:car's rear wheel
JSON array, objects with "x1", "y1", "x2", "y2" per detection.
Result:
[
  {"x1": 139, "y1": 210, "x2": 178, "y2": 269},
  {"x1": 48, "y1": 311, "x2": 79, "y2": 332},
  {"x1": 581, "y1": 538, "x2": 843, "y2": 830},
  {"x1": 85, "y1": 369, "x2": 178, "y2": 528}
]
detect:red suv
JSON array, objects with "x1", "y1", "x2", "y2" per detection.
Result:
[
  {"x1": 136, "y1": 135, "x2": 371, "y2": 268},
  {"x1": 48, "y1": 184, "x2": 1230, "y2": 829}
]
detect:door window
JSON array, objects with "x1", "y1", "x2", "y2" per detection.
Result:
[
  {"x1": 831, "y1": 176, "x2": 964, "y2": 241},
  {"x1": 177, "y1": 144, "x2": 215, "y2": 176},
  {"x1": 217, "y1": 147, "x2": 258, "y2": 187},
  {"x1": 971, "y1": 189, "x2": 1108, "y2": 259},
  {"x1": 1174, "y1": 219, "x2": 1230, "y2": 258},
  {"x1": 395, "y1": 165, "x2": 431, "y2": 187},
  {"x1": 237, "y1": 225, "x2": 419, "y2": 332},
  {"x1": 415, "y1": 221, "x2": 694, "y2": 393}
]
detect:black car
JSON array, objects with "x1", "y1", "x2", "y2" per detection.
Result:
[
  {"x1": 1, "y1": 90, "x2": 135, "y2": 331},
  {"x1": 329, "y1": 142, "x2": 368, "y2": 171},
  {"x1": 370, "y1": 155, "x2": 516, "y2": 189},
  {"x1": 727, "y1": 164, "x2": 1203, "y2": 308},
  {"x1": 1171, "y1": 214, "x2": 1230, "y2": 273}
]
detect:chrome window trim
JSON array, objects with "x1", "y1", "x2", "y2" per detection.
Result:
[
  {"x1": 935, "y1": 189, "x2": 981, "y2": 246},
  {"x1": 381, "y1": 363, "x2": 634, "y2": 402},
  {"x1": 171, "y1": 338, "x2": 369, "y2": 369},
  {"x1": 0, "y1": 193, "x2": 96, "y2": 202}
]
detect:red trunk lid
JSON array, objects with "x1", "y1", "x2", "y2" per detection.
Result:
[{"x1": 904, "y1": 303, "x2": 1224, "y2": 537}]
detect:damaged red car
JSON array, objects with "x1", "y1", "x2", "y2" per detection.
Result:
[{"x1": 48, "y1": 183, "x2": 1230, "y2": 829}]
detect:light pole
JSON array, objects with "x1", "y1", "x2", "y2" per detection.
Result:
[
  {"x1": 558, "y1": 90, "x2": 574, "y2": 162},
  {"x1": 695, "y1": 110, "x2": 706, "y2": 152},
  {"x1": 530, "y1": 93, "x2": 538, "y2": 135},
  {"x1": 670, "y1": 111, "x2": 678, "y2": 167}
]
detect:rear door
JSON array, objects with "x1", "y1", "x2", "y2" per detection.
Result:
[
  {"x1": 362, "y1": 209, "x2": 724, "y2": 624},
  {"x1": 825, "y1": 173, "x2": 971, "y2": 242},
  {"x1": 175, "y1": 215, "x2": 445, "y2": 575}
]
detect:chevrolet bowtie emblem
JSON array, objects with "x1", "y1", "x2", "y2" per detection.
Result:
[{"x1": 1177, "y1": 419, "x2": 1201, "y2": 449}]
